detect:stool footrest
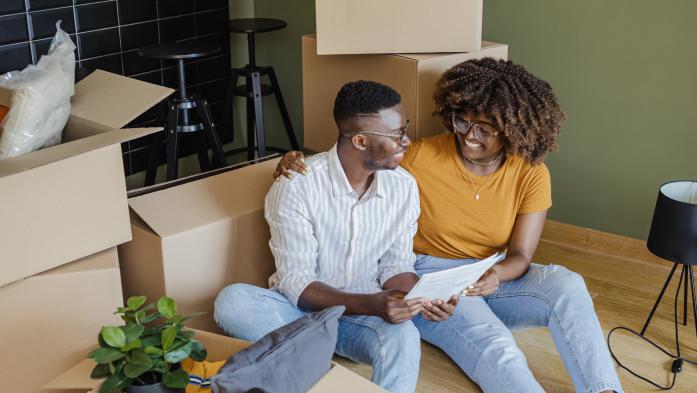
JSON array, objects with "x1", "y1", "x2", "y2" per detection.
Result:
[
  {"x1": 232, "y1": 84, "x2": 274, "y2": 98},
  {"x1": 224, "y1": 56, "x2": 300, "y2": 161},
  {"x1": 176, "y1": 123, "x2": 204, "y2": 133},
  {"x1": 235, "y1": 65, "x2": 271, "y2": 77},
  {"x1": 174, "y1": 99, "x2": 197, "y2": 109},
  {"x1": 144, "y1": 97, "x2": 227, "y2": 186}
]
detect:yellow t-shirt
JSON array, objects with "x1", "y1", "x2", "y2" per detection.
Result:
[{"x1": 401, "y1": 133, "x2": 552, "y2": 259}]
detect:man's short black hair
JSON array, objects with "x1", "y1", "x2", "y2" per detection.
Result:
[{"x1": 333, "y1": 80, "x2": 401, "y2": 127}]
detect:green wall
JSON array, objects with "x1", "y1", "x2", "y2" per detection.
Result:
[
  {"x1": 230, "y1": 0, "x2": 316, "y2": 149},
  {"x1": 231, "y1": 0, "x2": 697, "y2": 239}
]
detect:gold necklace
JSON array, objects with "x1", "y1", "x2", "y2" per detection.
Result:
[
  {"x1": 465, "y1": 153, "x2": 503, "y2": 166},
  {"x1": 463, "y1": 154, "x2": 502, "y2": 200}
]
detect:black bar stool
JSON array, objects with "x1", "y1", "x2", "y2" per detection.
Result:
[
  {"x1": 225, "y1": 18, "x2": 300, "y2": 160},
  {"x1": 139, "y1": 41, "x2": 227, "y2": 185}
]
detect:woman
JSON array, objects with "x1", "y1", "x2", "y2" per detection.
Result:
[{"x1": 274, "y1": 58, "x2": 622, "y2": 393}]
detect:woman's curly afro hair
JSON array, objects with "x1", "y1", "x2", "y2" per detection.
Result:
[{"x1": 433, "y1": 58, "x2": 565, "y2": 163}]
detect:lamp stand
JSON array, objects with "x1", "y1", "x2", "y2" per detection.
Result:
[
  {"x1": 607, "y1": 262, "x2": 697, "y2": 390},
  {"x1": 641, "y1": 263, "x2": 697, "y2": 340}
]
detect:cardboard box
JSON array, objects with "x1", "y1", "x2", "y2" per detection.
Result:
[
  {"x1": 0, "y1": 248, "x2": 124, "y2": 393},
  {"x1": 0, "y1": 70, "x2": 172, "y2": 287},
  {"x1": 302, "y1": 35, "x2": 508, "y2": 152},
  {"x1": 44, "y1": 330, "x2": 386, "y2": 393},
  {"x1": 316, "y1": 0, "x2": 482, "y2": 54},
  {"x1": 117, "y1": 158, "x2": 281, "y2": 333}
]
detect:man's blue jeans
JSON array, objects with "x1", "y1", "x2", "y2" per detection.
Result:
[
  {"x1": 413, "y1": 255, "x2": 623, "y2": 393},
  {"x1": 213, "y1": 283, "x2": 421, "y2": 393}
]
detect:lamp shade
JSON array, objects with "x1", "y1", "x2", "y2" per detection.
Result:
[{"x1": 647, "y1": 180, "x2": 697, "y2": 265}]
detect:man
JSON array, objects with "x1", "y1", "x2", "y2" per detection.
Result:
[{"x1": 214, "y1": 81, "x2": 457, "y2": 393}]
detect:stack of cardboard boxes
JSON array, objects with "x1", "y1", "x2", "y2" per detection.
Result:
[
  {"x1": 0, "y1": 70, "x2": 173, "y2": 393},
  {"x1": 304, "y1": 0, "x2": 509, "y2": 151},
  {"x1": 1, "y1": 68, "x2": 385, "y2": 391},
  {"x1": 34, "y1": 88, "x2": 384, "y2": 391},
  {"x1": 20, "y1": 75, "x2": 384, "y2": 393}
]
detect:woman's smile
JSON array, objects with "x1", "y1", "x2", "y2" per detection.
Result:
[{"x1": 464, "y1": 139, "x2": 484, "y2": 150}]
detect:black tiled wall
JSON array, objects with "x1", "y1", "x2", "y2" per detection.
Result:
[{"x1": 0, "y1": 0, "x2": 231, "y2": 176}]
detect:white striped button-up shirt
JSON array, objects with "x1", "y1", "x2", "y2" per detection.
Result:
[{"x1": 265, "y1": 144, "x2": 420, "y2": 307}]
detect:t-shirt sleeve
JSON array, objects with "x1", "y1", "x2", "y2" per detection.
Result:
[{"x1": 519, "y1": 162, "x2": 552, "y2": 213}]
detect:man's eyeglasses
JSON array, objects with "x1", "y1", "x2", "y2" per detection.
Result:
[
  {"x1": 359, "y1": 120, "x2": 411, "y2": 145},
  {"x1": 451, "y1": 114, "x2": 500, "y2": 140}
]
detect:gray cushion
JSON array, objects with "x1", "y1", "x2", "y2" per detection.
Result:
[{"x1": 211, "y1": 305, "x2": 345, "y2": 393}]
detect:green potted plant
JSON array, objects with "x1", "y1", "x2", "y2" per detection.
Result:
[{"x1": 88, "y1": 295, "x2": 207, "y2": 393}]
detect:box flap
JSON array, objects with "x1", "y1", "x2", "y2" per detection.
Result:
[
  {"x1": 43, "y1": 330, "x2": 251, "y2": 391},
  {"x1": 395, "y1": 41, "x2": 507, "y2": 61},
  {"x1": 1, "y1": 248, "x2": 119, "y2": 292},
  {"x1": 128, "y1": 158, "x2": 279, "y2": 238},
  {"x1": 70, "y1": 70, "x2": 174, "y2": 129},
  {"x1": 192, "y1": 329, "x2": 252, "y2": 361},
  {"x1": 308, "y1": 363, "x2": 387, "y2": 392},
  {"x1": 41, "y1": 247, "x2": 119, "y2": 277},
  {"x1": 42, "y1": 359, "x2": 99, "y2": 391},
  {"x1": 127, "y1": 154, "x2": 280, "y2": 198},
  {"x1": 62, "y1": 115, "x2": 123, "y2": 142},
  {"x1": 0, "y1": 127, "x2": 160, "y2": 178}
]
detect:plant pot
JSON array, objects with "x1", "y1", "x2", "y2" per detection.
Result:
[{"x1": 125, "y1": 383, "x2": 184, "y2": 393}]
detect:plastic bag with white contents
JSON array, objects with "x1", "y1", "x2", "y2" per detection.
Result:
[{"x1": 0, "y1": 21, "x2": 76, "y2": 159}]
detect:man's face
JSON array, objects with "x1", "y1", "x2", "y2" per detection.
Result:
[{"x1": 350, "y1": 104, "x2": 410, "y2": 171}]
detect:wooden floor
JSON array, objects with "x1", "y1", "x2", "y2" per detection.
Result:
[{"x1": 335, "y1": 221, "x2": 697, "y2": 392}]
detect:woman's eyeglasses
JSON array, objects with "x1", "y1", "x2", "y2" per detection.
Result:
[
  {"x1": 359, "y1": 120, "x2": 411, "y2": 145},
  {"x1": 451, "y1": 114, "x2": 500, "y2": 140}
]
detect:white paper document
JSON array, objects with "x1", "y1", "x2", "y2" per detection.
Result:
[{"x1": 405, "y1": 253, "x2": 505, "y2": 301}]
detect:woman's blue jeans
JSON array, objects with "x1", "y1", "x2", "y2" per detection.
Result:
[{"x1": 412, "y1": 255, "x2": 623, "y2": 393}]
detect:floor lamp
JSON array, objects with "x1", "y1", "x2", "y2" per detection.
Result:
[{"x1": 608, "y1": 180, "x2": 697, "y2": 390}]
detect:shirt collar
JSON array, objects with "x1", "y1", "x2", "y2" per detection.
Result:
[
  {"x1": 327, "y1": 144, "x2": 385, "y2": 199},
  {"x1": 372, "y1": 171, "x2": 385, "y2": 199}
]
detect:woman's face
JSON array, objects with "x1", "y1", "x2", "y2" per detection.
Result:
[{"x1": 452, "y1": 112, "x2": 505, "y2": 162}]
